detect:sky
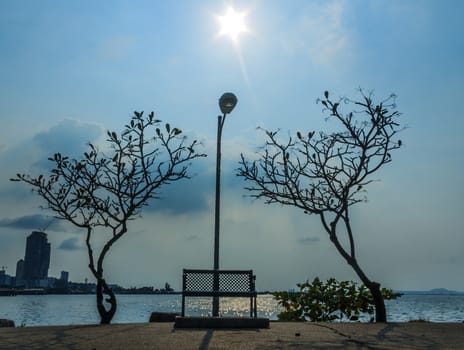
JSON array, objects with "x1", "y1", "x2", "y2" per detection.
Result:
[{"x1": 0, "y1": 0, "x2": 463, "y2": 292}]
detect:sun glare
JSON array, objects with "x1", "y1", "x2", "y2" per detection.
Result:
[{"x1": 218, "y1": 7, "x2": 247, "y2": 42}]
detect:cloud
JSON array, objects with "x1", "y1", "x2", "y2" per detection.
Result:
[
  {"x1": 0, "y1": 214, "x2": 67, "y2": 232},
  {"x1": 150, "y1": 155, "x2": 251, "y2": 215},
  {"x1": 0, "y1": 118, "x2": 104, "y2": 193},
  {"x1": 32, "y1": 119, "x2": 102, "y2": 164},
  {"x1": 141, "y1": 139, "x2": 247, "y2": 215},
  {"x1": 148, "y1": 170, "x2": 213, "y2": 215},
  {"x1": 2, "y1": 117, "x2": 260, "y2": 217},
  {"x1": 58, "y1": 237, "x2": 84, "y2": 251},
  {"x1": 279, "y1": 0, "x2": 350, "y2": 64},
  {"x1": 1, "y1": 119, "x2": 215, "y2": 218}
]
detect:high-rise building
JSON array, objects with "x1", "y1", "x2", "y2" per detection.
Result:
[
  {"x1": 60, "y1": 271, "x2": 69, "y2": 282},
  {"x1": 23, "y1": 231, "x2": 50, "y2": 282},
  {"x1": 15, "y1": 259, "x2": 25, "y2": 287}
]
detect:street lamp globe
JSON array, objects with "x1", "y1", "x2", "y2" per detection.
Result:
[{"x1": 219, "y1": 92, "x2": 237, "y2": 114}]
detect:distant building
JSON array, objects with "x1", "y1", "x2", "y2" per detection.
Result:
[
  {"x1": 23, "y1": 231, "x2": 51, "y2": 286},
  {"x1": 15, "y1": 259, "x2": 25, "y2": 287},
  {"x1": 60, "y1": 271, "x2": 69, "y2": 282},
  {"x1": 0, "y1": 268, "x2": 13, "y2": 287}
]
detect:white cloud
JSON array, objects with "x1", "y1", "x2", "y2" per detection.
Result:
[{"x1": 279, "y1": 0, "x2": 350, "y2": 65}]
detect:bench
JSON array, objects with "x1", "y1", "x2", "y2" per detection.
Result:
[{"x1": 181, "y1": 269, "x2": 257, "y2": 317}]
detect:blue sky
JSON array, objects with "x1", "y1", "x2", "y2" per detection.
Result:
[{"x1": 0, "y1": 0, "x2": 463, "y2": 291}]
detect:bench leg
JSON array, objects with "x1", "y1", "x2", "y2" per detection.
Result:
[
  {"x1": 181, "y1": 294, "x2": 185, "y2": 317},
  {"x1": 250, "y1": 296, "x2": 258, "y2": 317},
  {"x1": 250, "y1": 297, "x2": 253, "y2": 317},
  {"x1": 253, "y1": 296, "x2": 257, "y2": 318}
]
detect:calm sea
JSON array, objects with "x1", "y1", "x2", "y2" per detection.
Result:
[{"x1": 0, "y1": 294, "x2": 463, "y2": 326}]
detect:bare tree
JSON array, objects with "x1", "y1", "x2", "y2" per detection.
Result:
[
  {"x1": 12, "y1": 111, "x2": 205, "y2": 324},
  {"x1": 237, "y1": 90, "x2": 403, "y2": 322}
]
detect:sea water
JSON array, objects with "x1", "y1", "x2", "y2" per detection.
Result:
[{"x1": 0, "y1": 294, "x2": 463, "y2": 326}]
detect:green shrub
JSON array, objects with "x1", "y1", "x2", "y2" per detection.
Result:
[{"x1": 273, "y1": 277, "x2": 399, "y2": 322}]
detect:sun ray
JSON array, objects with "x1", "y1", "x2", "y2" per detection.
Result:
[{"x1": 215, "y1": 6, "x2": 256, "y2": 107}]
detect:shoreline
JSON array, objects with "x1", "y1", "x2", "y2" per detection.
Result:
[{"x1": 1, "y1": 322, "x2": 464, "y2": 349}]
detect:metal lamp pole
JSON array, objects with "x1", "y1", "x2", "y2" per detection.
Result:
[{"x1": 212, "y1": 92, "x2": 237, "y2": 317}]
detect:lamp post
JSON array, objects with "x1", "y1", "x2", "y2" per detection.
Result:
[{"x1": 212, "y1": 92, "x2": 237, "y2": 317}]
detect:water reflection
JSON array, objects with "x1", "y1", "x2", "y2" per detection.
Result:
[
  {"x1": 386, "y1": 295, "x2": 464, "y2": 322},
  {"x1": 3, "y1": 295, "x2": 100, "y2": 326},
  {"x1": 0, "y1": 294, "x2": 463, "y2": 326},
  {"x1": 18, "y1": 296, "x2": 48, "y2": 326}
]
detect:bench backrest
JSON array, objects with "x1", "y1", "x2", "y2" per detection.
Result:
[{"x1": 182, "y1": 269, "x2": 255, "y2": 292}]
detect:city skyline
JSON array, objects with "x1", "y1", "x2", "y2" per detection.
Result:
[
  {"x1": 2, "y1": 230, "x2": 463, "y2": 294},
  {"x1": 0, "y1": 1, "x2": 463, "y2": 292}
]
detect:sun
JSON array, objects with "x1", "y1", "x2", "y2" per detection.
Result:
[{"x1": 218, "y1": 7, "x2": 247, "y2": 42}]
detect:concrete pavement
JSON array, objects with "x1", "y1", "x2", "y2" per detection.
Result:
[{"x1": 0, "y1": 322, "x2": 463, "y2": 349}]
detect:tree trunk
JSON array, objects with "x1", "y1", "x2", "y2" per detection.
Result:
[
  {"x1": 367, "y1": 281, "x2": 387, "y2": 323},
  {"x1": 96, "y1": 278, "x2": 117, "y2": 324},
  {"x1": 349, "y1": 260, "x2": 387, "y2": 322},
  {"x1": 326, "y1": 216, "x2": 388, "y2": 323}
]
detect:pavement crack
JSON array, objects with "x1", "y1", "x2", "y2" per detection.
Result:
[{"x1": 313, "y1": 323, "x2": 373, "y2": 348}]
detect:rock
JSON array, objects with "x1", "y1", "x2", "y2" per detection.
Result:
[
  {"x1": 0, "y1": 319, "x2": 15, "y2": 327},
  {"x1": 149, "y1": 312, "x2": 180, "y2": 322}
]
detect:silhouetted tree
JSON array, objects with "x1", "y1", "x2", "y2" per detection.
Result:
[
  {"x1": 237, "y1": 90, "x2": 403, "y2": 322},
  {"x1": 12, "y1": 111, "x2": 205, "y2": 324}
]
